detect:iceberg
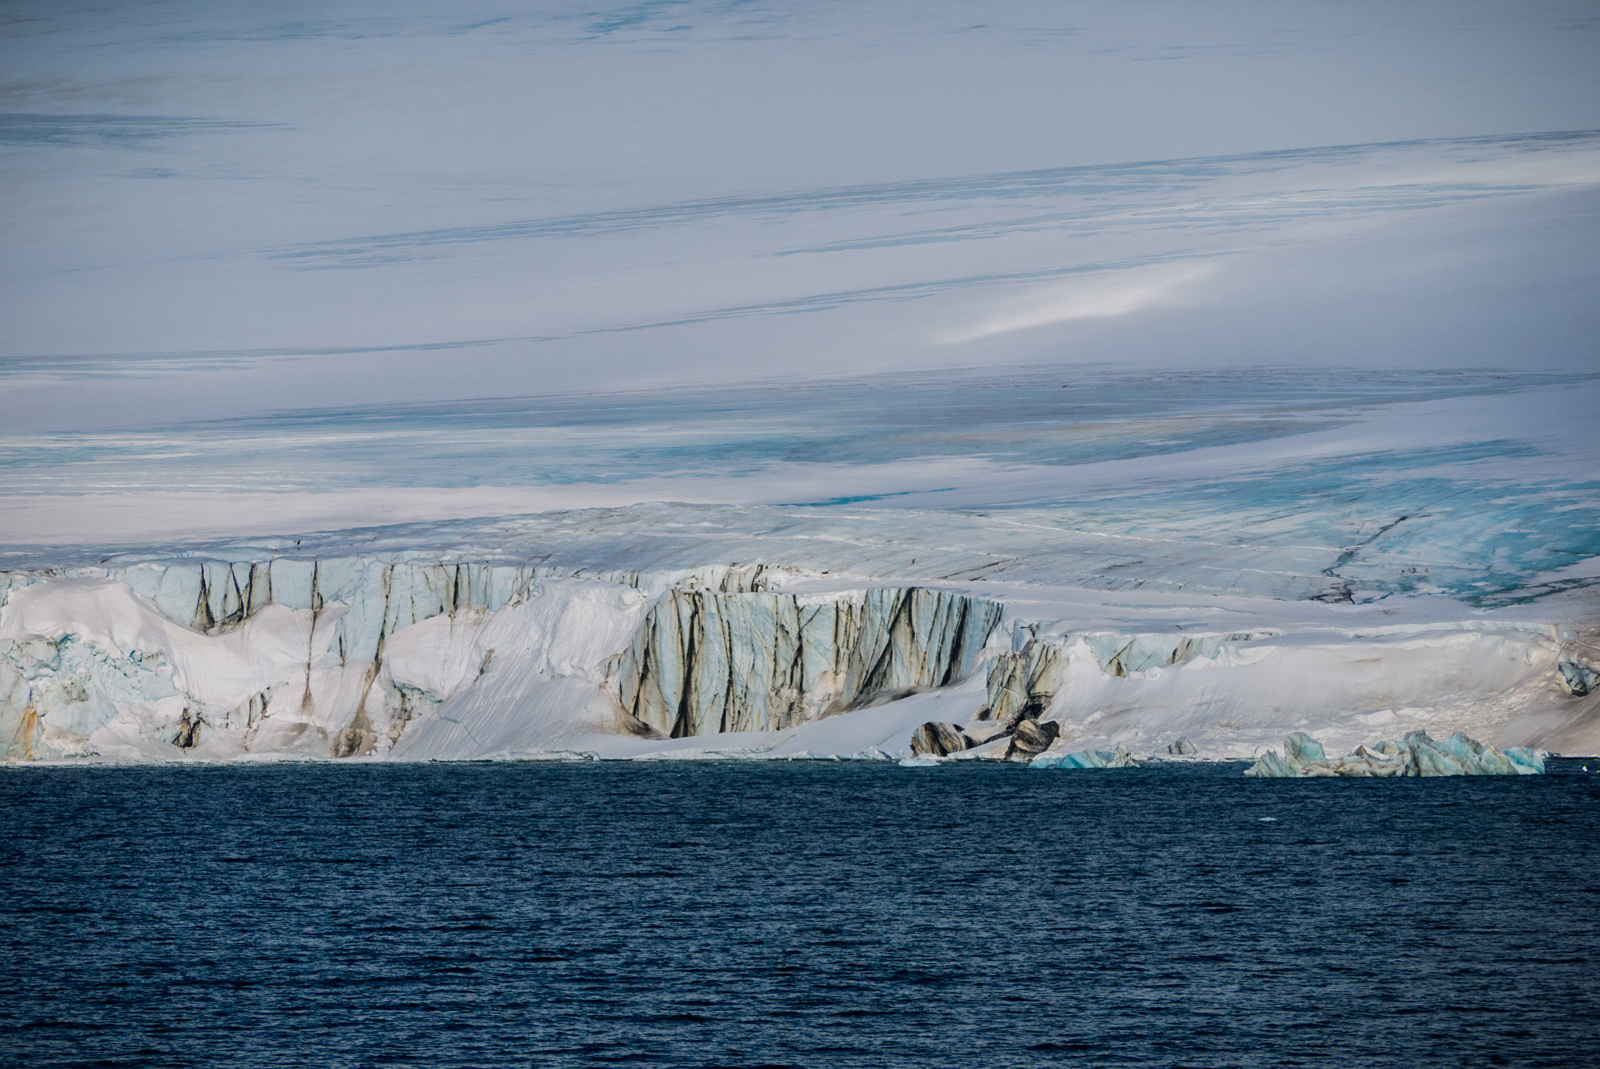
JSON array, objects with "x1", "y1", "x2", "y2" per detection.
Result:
[
  {"x1": 1031, "y1": 748, "x2": 1138, "y2": 770},
  {"x1": 1244, "y1": 730, "x2": 1545, "y2": 778},
  {"x1": 1004, "y1": 718, "x2": 1062, "y2": 760},
  {"x1": 907, "y1": 714, "x2": 1061, "y2": 762}
]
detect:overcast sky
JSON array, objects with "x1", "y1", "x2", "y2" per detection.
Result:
[{"x1": 1, "y1": 1, "x2": 1597, "y2": 433}]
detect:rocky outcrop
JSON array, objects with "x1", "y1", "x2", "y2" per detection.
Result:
[
  {"x1": 910, "y1": 721, "x2": 975, "y2": 757},
  {"x1": 1003, "y1": 718, "x2": 1060, "y2": 761},
  {"x1": 1, "y1": 556, "x2": 1006, "y2": 759},
  {"x1": 1245, "y1": 730, "x2": 1544, "y2": 777},
  {"x1": 982, "y1": 638, "x2": 1065, "y2": 726},
  {"x1": 1558, "y1": 660, "x2": 1597, "y2": 697},
  {"x1": 617, "y1": 586, "x2": 1002, "y2": 738},
  {"x1": 1167, "y1": 736, "x2": 1198, "y2": 755}
]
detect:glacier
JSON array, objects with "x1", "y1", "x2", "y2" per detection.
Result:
[
  {"x1": 617, "y1": 583, "x2": 1000, "y2": 738},
  {"x1": 0, "y1": 555, "x2": 1005, "y2": 761},
  {"x1": 3, "y1": 519, "x2": 1597, "y2": 764}
]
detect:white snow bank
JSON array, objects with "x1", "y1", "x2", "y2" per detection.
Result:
[{"x1": 1040, "y1": 626, "x2": 1571, "y2": 760}]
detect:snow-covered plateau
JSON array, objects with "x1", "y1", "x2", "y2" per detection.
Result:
[
  {"x1": 4, "y1": 372, "x2": 1595, "y2": 768},
  {"x1": 4, "y1": 516, "x2": 1596, "y2": 765}
]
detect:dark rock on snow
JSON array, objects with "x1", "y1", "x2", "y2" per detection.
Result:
[
  {"x1": 910, "y1": 721, "x2": 974, "y2": 757},
  {"x1": 1005, "y1": 718, "x2": 1060, "y2": 761}
]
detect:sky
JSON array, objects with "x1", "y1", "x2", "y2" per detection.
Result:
[{"x1": 0, "y1": 0, "x2": 1597, "y2": 549}]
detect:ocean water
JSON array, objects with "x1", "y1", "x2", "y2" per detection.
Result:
[{"x1": 2, "y1": 761, "x2": 1596, "y2": 1068}]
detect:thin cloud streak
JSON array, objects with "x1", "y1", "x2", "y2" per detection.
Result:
[{"x1": 942, "y1": 263, "x2": 1218, "y2": 344}]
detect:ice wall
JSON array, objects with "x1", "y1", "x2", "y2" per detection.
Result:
[
  {"x1": 0, "y1": 558, "x2": 544, "y2": 647},
  {"x1": 0, "y1": 559, "x2": 612, "y2": 761},
  {"x1": 616, "y1": 586, "x2": 1002, "y2": 738},
  {"x1": 1083, "y1": 632, "x2": 1263, "y2": 677},
  {"x1": 981, "y1": 638, "x2": 1065, "y2": 725},
  {"x1": 0, "y1": 559, "x2": 1004, "y2": 760},
  {"x1": 3, "y1": 551, "x2": 1597, "y2": 762}
]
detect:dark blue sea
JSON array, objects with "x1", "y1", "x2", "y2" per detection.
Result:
[{"x1": 2, "y1": 760, "x2": 1597, "y2": 1068}]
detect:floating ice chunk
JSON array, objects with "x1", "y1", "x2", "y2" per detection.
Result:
[
  {"x1": 1283, "y1": 732, "x2": 1326, "y2": 770},
  {"x1": 1245, "y1": 730, "x2": 1541, "y2": 777},
  {"x1": 1030, "y1": 747, "x2": 1137, "y2": 770},
  {"x1": 1246, "y1": 750, "x2": 1299, "y2": 777},
  {"x1": 1503, "y1": 747, "x2": 1546, "y2": 774},
  {"x1": 1004, "y1": 718, "x2": 1060, "y2": 761}
]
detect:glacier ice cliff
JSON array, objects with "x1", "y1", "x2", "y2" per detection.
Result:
[
  {"x1": 0, "y1": 558, "x2": 1004, "y2": 760},
  {"x1": 1244, "y1": 730, "x2": 1544, "y2": 777},
  {"x1": 1, "y1": 541, "x2": 1596, "y2": 762},
  {"x1": 616, "y1": 585, "x2": 1001, "y2": 738},
  {"x1": 0, "y1": 560, "x2": 641, "y2": 761},
  {"x1": 981, "y1": 636, "x2": 1066, "y2": 726}
]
